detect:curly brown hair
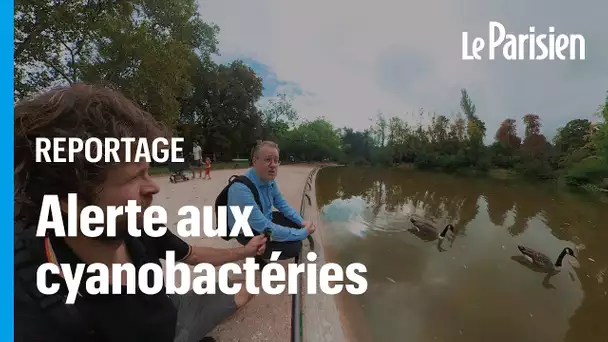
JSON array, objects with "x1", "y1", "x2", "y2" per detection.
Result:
[{"x1": 14, "y1": 83, "x2": 170, "y2": 221}]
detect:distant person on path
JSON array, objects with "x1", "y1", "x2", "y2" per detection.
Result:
[
  {"x1": 14, "y1": 83, "x2": 268, "y2": 342},
  {"x1": 226, "y1": 141, "x2": 316, "y2": 266},
  {"x1": 204, "y1": 157, "x2": 212, "y2": 180},
  {"x1": 192, "y1": 141, "x2": 203, "y2": 178}
]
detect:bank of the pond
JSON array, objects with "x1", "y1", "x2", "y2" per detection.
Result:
[
  {"x1": 387, "y1": 163, "x2": 607, "y2": 199},
  {"x1": 391, "y1": 163, "x2": 532, "y2": 179},
  {"x1": 300, "y1": 166, "x2": 373, "y2": 342}
]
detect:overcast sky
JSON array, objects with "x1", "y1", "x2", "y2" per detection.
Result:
[{"x1": 198, "y1": 0, "x2": 607, "y2": 142}]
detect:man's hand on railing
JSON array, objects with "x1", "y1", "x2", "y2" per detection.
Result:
[{"x1": 302, "y1": 220, "x2": 316, "y2": 235}]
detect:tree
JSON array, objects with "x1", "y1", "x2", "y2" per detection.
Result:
[
  {"x1": 191, "y1": 60, "x2": 264, "y2": 159},
  {"x1": 340, "y1": 128, "x2": 374, "y2": 164},
  {"x1": 15, "y1": 0, "x2": 220, "y2": 126},
  {"x1": 564, "y1": 91, "x2": 608, "y2": 188},
  {"x1": 371, "y1": 112, "x2": 387, "y2": 147},
  {"x1": 448, "y1": 113, "x2": 467, "y2": 142},
  {"x1": 523, "y1": 114, "x2": 541, "y2": 138},
  {"x1": 520, "y1": 114, "x2": 550, "y2": 155},
  {"x1": 14, "y1": 0, "x2": 130, "y2": 99},
  {"x1": 517, "y1": 114, "x2": 555, "y2": 178},
  {"x1": 460, "y1": 88, "x2": 486, "y2": 142},
  {"x1": 554, "y1": 119, "x2": 592, "y2": 154},
  {"x1": 593, "y1": 91, "x2": 608, "y2": 161},
  {"x1": 495, "y1": 118, "x2": 521, "y2": 149},
  {"x1": 281, "y1": 118, "x2": 342, "y2": 162},
  {"x1": 260, "y1": 93, "x2": 299, "y2": 141}
]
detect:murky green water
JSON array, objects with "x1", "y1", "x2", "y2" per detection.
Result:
[{"x1": 316, "y1": 166, "x2": 608, "y2": 342}]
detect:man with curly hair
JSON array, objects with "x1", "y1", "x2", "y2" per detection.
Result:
[{"x1": 14, "y1": 83, "x2": 268, "y2": 342}]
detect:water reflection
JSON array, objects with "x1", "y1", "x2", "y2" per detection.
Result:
[{"x1": 316, "y1": 167, "x2": 608, "y2": 342}]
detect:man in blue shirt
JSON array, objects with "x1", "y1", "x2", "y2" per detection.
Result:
[{"x1": 227, "y1": 141, "x2": 315, "y2": 264}]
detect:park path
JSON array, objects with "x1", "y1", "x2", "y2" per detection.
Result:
[{"x1": 153, "y1": 165, "x2": 314, "y2": 342}]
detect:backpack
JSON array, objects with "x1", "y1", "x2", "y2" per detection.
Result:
[{"x1": 215, "y1": 175, "x2": 263, "y2": 241}]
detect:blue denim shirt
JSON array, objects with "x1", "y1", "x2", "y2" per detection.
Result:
[{"x1": 227, "y1": 168, "x2": 307, "y2": 242}]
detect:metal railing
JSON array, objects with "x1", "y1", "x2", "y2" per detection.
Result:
[{"x1": 291, "y1": 167, "x2": 320, "y2": 342}]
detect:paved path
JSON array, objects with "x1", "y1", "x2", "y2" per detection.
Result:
[{"x1": 153, "y1": 165, "x2": 314, "y2": 341}]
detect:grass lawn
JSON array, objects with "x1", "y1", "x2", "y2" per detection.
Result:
[{"x1": 149, "y1": 161, "x2": 250, "y2": 175}]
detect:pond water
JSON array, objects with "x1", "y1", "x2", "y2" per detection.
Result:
[{"x1": 316, "y1": 166, "x2": 608, "y2": 342}]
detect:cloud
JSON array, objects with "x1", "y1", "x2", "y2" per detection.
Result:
[
  {"x1": 234, "y1": 58, "x2": 303, "y2": 97},
  {"x1": 200, "y1": 0, "x2": 607, "y2": 142}
]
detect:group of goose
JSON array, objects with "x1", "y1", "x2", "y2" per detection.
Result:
[{"x1": 408, "y1": 216, "x2": 577, "y2": 272}]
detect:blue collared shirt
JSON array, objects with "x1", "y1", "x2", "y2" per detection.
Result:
[{"x1": 227, "y1": 168, "x2": 308, "y2": 242}]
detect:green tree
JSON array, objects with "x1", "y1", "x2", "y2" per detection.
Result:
[
  {"x1": 371, "y1": 111, "x2": 387, "y2": 147},
  {"x1": 185, "y1": 60, "x2": 264, "y2": 159},
  {"x1": 14, "y1": 0, "x2": 130, "y2": 99},
  {"x1": 564, "y1": 91, "x2": 608, "y2": 188},
  {"x1": 281, "y1": 118, "x2": 342, "y2": 162},
  {"x1": 593, "y1": 91, "x2": 608, "y2": 161},
  {"x1": 554, "y1": 119, "x2": 591, "y2": 154},
  {"x1": 260, "y1": 93, "x2": 299, "y2": 141},
  {"x1": 460, "y1": 88, "x2": 486, "y2": 142},
  {"x1": 340, "y1": 128, "x2": 374, "y2": 164},
  {"x1": 15, "y1": 0, "x2": 219, "y2": 126},
  {"x1": 553, "y1": 119, "x2": 593, "y2": 168}
]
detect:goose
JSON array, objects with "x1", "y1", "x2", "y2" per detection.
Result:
[
  {"x1": 437, "y1": 231, "x2": 457, "y2": 252},
  {"x1": 510, "y1": 255, "x2": 559, "y2": 289},
  {"x1": 517, "y1": 245, "x2": 576, "y2": 271},
  {"x1": 408, "y1": 217, "x2": 454, "y2": 242}
]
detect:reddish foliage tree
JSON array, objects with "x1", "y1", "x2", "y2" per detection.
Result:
[
  {"x1": 521, "y1": 114, "x2": 548, "y2": 154},
  {"x1": 523, "y1": 114, "x2": 541, "y2": 138},
  {"x1": 495, "y1": 118, "x2": 521, "y2": 149},
  {"x1": 522, "y1": 134, "x2": 548, "y2": 154}
]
